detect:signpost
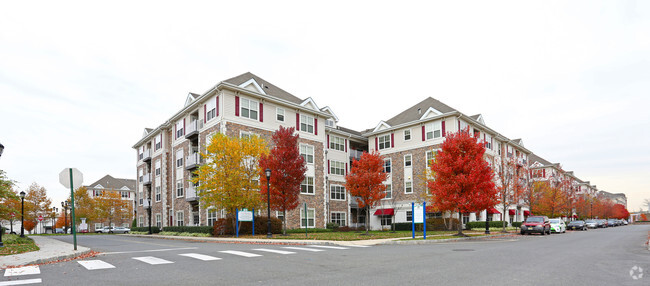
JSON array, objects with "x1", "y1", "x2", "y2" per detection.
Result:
[
  {"x1": 59, "y1": 168, "x2": 82, "y2": 250},
  {"x1": 38, "y1": 215, "x2": 43, "y2": 234},
  {"x1": 236, "y1": 208, "x2": 254, "y2": 237},
  {"x1": 411, "y1": 202, "x2": 427, "y2": 240}
]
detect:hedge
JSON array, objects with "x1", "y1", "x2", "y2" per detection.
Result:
[
  {"x1": 131, "y1": 227, "x2": 161, "y2": 234},
  {"x1": 512, "y1": 222, "x2": 522, "y2": 228},
  {"x1": 285, "y1": 228, "x2": 332, "y2": 233},
  {"x1": 392, "y1": 218, "x2": 461, "y2": 231},
  {"x1": 213, "y1": 217, "x2": 284, "y2": 235},
  {"x1": 465, "y1": 221, "x2": 509, "y2": 229},
  {"x1": 163, "y1": 226, "x2": 213, "y2": 235}
]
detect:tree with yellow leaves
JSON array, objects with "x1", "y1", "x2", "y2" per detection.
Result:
[
  {"x1": 95, "y1": 190, "x2": 133, "y2": 228},
  {"x1": 193, "y1": 133, "x2": 269, "y2": 232}
]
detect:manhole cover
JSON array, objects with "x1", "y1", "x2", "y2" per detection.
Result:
[{"x1": 452, "y1": 249, "x2": 475, "y2": 251}]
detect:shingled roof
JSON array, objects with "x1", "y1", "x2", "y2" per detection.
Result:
[
  {"x1": 385, "y1": 97, "x2": 458, "y2": 126},
  {"x1": 223, "y1": 72, "x2": 303, "y2": 104},
  {"x1": 528, "y1": 153, "x2": 554, "y2": 167},
  {"x1": 85, "y1": 175, "x2": 136, "y2": 191}
]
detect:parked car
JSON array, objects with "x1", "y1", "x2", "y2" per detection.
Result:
[
  {"x1": 567, "y1": 220, "x2": 587, "y2": 231},
  {"x1": 95, "y1": 226, "x2": 113, "y2": 233},
  {"x1": 607, "y1": 219, "x2": 618, "y2": 227},
  {"x1": 549, "y1": 219, "x2": 566, "y2": 233},
  {"x1": 111, "y1": 227, "x2": 130, "y2": 234},
  {"x1": 520, "y1": 216, "x2": 551, "y2": 235},
  {"x1": 585, "y1": 220, "x2": 598, "y2": 229},
  {"x1": 621, "y1": 219, "x2": 628, "y2": 225}
]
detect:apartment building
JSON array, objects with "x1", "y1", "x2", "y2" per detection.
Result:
[{"x1": 84, "y1": 174, "x2": 136, "y2": 230}]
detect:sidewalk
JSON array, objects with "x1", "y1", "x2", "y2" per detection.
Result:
[{"x1": 0, "y1": 236, "x2": 91, "y2": 268}]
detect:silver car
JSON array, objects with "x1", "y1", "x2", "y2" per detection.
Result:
[
  {"x1": 585, "y1": 219, "x2": 598, "y2": 229},
  {"x1": 110, "y1": 227, "x2": 130, "y2": 234}
]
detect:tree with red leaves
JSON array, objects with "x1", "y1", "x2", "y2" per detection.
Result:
[
  {"x1": 428, "y1": 128, "x2": 497, "y2": 236},
  {"x1": 536, "y1": 184, "x2": 568, "y2": 218},
  {"x1": 259, "y1": 126, "x2": 307, "y2": 235},
  {"x1": 611, "y1": 204, "x2": 629, "y2": 220},
  {"x1": 345, "y1": 151, "x2": 388, "y2": 233}
]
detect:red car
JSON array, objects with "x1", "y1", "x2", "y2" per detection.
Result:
[{"x1": 520, "y1": 216, "x2": 551, "y2": 235}]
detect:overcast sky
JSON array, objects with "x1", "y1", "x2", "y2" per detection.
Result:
[{"x1": 1, "y1": 1, "x2": 648, "y2": 212}]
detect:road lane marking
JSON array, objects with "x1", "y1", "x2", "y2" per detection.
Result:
[
  {"x1": 103, "y1": 247, "x2": 198, "y2": 255},
  {"x1": 178, "y1": 253, "x2": 221, "y2": 261},
  {"x1": 307, "y1": 245, "x2": 349, "y2": 250},
  {"x1": 4, "y1": 266, "x2": 40, "y2": 277},
  {"x1": 252, "y1": 248, "x2": 296, "y2": 255},
  {"x1": 283, "y1": 247, "x2": 324, "y2": 252},
  {"x1": 0, "y1": 278, "x2": 42, "y2": 285},
  {"x1": 77, "y1": 260, "x2": 116, "y2": 270},
  {"x1": 132, "y1": 256, "x2": 174, "y2": 265},
  {"x1": 219, "y1": 250, "x2": 262, "y2": 257}
]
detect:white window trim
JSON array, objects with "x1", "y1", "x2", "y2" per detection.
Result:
[
  {"x1": 329, "y1": 136, "x2": 345, "y2": 151},
  {"x1": 276, "y1": 107, "x2": 285, "y2": 122},
  {"x1": 330, "y1": 185, "x2": 346, "y2": 201},
  {"x1": 330, "y1": 160, "x2": 345, "y2": 176},
  {"x1": 301, "y1": 176, "x2": 315, "y2": 195},
  {"x1": 330, "y1": 212, "x2": 346, "y2": 226},
  {"x1": 404, "y1": 154, "x2": 412, "y2": 168},
  {"x1": 176, "y1": 211, "x2": 184, "y2": 226},
  {"x1": 300, "y1": 114, "x2": 315, "y2": 134},
  {"x1": 176, "y1": 180, "x2": 184, "y2": 198},
  {"x1": 378, "y1": 134, "x2": 391, "y2": 150},
  {"x1": 403, "y1": 129, "x2": 411, "y2": 141},
  {"x1": 300, "y1": 144, "x2": 314, "y2": 165},
  {"x1": 382, "y1": 184, "x2": 392, "y2": 200},
  {"x1": 240, "y1": 97, "x2": 259, "y2": 121},
  {"x1": 404, "y1": 181, "x2": 413, "y2": 194}
]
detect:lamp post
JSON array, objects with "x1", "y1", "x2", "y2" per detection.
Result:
[
  {"x1": 52, "y1": 207, "x2": 58, "y2": 234},
  {"x1": 265, "y1": 168, "x2": 272, "y2": 238},
  {"x1": 61, "y1": 201, "x2": 69, "y2": 234},
  {"x1": 590, "y1": 201, "x2": 593, "y2": 219},
  {"x1": 20, "y1": 191, "x2": 26, "y2": 238}
]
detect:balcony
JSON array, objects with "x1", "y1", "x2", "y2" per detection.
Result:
[
  {"x1": 142, "y1": 149, "x2": 152, "y2": 162},
  {"x1": 186, "y1": 185, "x2": 199, "y2": 202},
  {"x1": 349, "y1": 149, "x2": 363, "y2": 160},
  {"x1": 185, "y1": 152, "x2": 200, "y2": 170},
  {"x1": 142, "y1": 173, "x2": 152, "y2": 185},
  {"x1": 185, "y1": 120, "x2": 200, "y2": 140},
  {"x1": 143, "y1": 198, "x2": 151, "y2": 209}
]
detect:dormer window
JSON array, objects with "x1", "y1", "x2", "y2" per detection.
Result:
[{"x1": 325, "y1": 119, "x2": 334, "y2": 127}]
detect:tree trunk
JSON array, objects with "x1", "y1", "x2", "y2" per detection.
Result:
[
  {"x1": 282, "y1": 209, "x2": 287, "y2": 236},
  {"x1": 456, "y1": 211, "x2": 464, "y2": 236},
  {"x1": 502, "y1": 201, "x2": 507, "y2": 233},
  {"x1": 365, "y1": 207, "x2": 370, "y2": 234}
]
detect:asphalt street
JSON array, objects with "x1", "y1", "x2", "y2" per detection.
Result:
[{"x1": 1, "y1": 225, "x2": 648, "y2": 286}]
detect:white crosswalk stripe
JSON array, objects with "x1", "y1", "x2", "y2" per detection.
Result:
[
  {"x1": 283, "y1": 247, "x2": 324, "y2": 252},
  {"x1": 77, "y1": 260, "x2": 116, "y2": 270},
  {"x1": 252, "y1": 248, "x2": 296, "y2": 255},
  {"x1": 307, "y1": 245, "x2": 349, "y2": 250},
  {"x1": 0, "y1": 278, "x2": 42, "y2": 285},
  {"x1": 3, "y1": 266, "x2": 40, "y2": 277},
  {"x1": 219, "y1": 250, "x2": 262, "y2": 257},
  {"x1": 178, "y1": 253, "x2": 221, "y2": 261},
  {"x1": 132, "y1": 256, "x2": 174, "y2": 265}
]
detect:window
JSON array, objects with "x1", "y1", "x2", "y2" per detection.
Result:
[
  {"x1": 301, "y1": 177, "x2": 314, "y2": 194},
  {"x1": 240, "y1": 131, "x2": 253, "y2": 140},
  {"x1": 94, "y1": 223, "x2": 103, "y2": 230},
  {"x1": 404, "y1": 154, "x2": 412, "y2": 167},
  {"x1": 240, "y1": 98, "x2": 259, "y2": 120},
  {"x1": 425, "y1": 121, "x2": 442, "y2": 140},
  {"x1": 331, "y1": 212, "x2": 346, "y2": 227},
  {"x1": 380, "y1": 215, "x2": 392, "y2": 226},
  {"x1": 175, "y1": 120, "x2": 184, "y2": 139},
  {"x1": 405, "y1": 181, "x2": 413, "y2": 194},
  {"x1": 176, "y1": 211, "x2": 184, "y2": 226},
  {"x1": 460, "y1": 121, "x2": 469, "y2": 132},
  {"x1": 383, "y1": 159, "x2": 392, "y2": 173},
  {"x1": 300, "y1": 114, "x2": 315, "y2": 133},
  {"x1": 206, "y1": 99, "x2": 216, "y2": 121},
  {"x1": 325, "y1": 119, "x2": 334, "y2": 127},
  {"x1": 138, "y1": 191, "x2": 143, "y2": 205},
  {"x1": 207, "y1": 209, "x2": 218, "y2": 226},
  {"x1": 300, "y1": 144, "x2": 314, "y2": 164},
  {"x1": 485, "y1": 134, "x2": 492, "y2": 150},
  {"x1": 378, "y1": 134, "x2": 391, "y2": 150},
  {"x1": 276, "y1": 211, "x2": 284, "y2": 222},
  {"x1": 426, "y1": 150, "x2": 436, "y2": 168},
  {"x1": 330, "y1": 160, "x2": 345, "y2": 175},
  {"x1": 138, "y1": 169, "x2": 143, "y2": 183},
  {"x1": 155, "y1": 214, "x2": 162, "y2": 228},
  {"x1": 498, "y1": 143, "x2": 502, "y2": 155},
  {"x1": 155, "y1": 186, "x2": 161, "y2": 202},
  {"x1": 94, "y1": 190, "x2": 103, "y2": 197},
  {"x1": 300, "y1": 208, "x2": 315, "y2": 228},
  {"x1": 154, "y1": 135, "x2": 162, "y2": 151},
  {"x1": 121, "y1": 191, "x2": 128, "y2": 198},
  {"x1": 330, "y1": 136, "x2": 345, "y2": 151},
  {"x1": 176, "y1": 150, "x2": 184, "y2": 168},
  {"x1": 406, "y1": 211, "x2": 413, "y2": 222},
  {"x1": 383, "y1": 184, "x2": 392, "y2": 199},
  {"x1": 330, "y1": 185, "x2": 346, "y2": 201},
  {"x1": 138, "y1": 216, "x2": 144, "y2": 227},
  {"x1": 176, "y1": 180, "x2": 184, "y2": 197},
  {"x1": 404, "y1": 129, "x2": 411, "y2": 141},
  {"x1": 276, "y1": 107, "x2": 285, "y2": 122},
  {"x1": 155, "y1": 160, "x2": 161, "y2": 176}
]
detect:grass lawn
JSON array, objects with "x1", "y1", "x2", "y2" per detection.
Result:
[
  {"x1": 0, "y1": 234, "x2": 40, "y2": 256},
  {"x1": 235, "y1": 230, "x2": 483, "y2": 241}
]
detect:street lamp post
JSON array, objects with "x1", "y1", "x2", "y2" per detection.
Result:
[
  {"x1": 265, "y1": 168, "x2": 272, "y2": 238},
  {"x1": 20, "y1": 191, "x2": 26, "y2": 238},
  {"x1": 52, "y1": 207, "x2": 58, "y2": 234},
  {"x1": 61, "y1": 201, "x2": 69, "y2": 234},
  {"x1": 590, "y1": 202, "x2": 593, "y2": 219}
]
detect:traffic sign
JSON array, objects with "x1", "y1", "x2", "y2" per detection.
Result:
[
  {"x1": 38, "y1": 215, "x2": 43, "y2": 221},
  {"x1": 59, "y1": 168, "x2": 83, "y2": 189},
  {"x1": 10, "y1": 212, "x2": 15, "y2": 218}
]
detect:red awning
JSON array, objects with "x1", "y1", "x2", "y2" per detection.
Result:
[
  {"x1": 374, "y1": 208, "x2": 395, "y2": 216},
  {"x1": 487, "y1": 208, "x2": 501, "y2": 214},
  {"x1": 524, "y1": 210, "x2": 531, "y2": 216},
  {"x1": 572, "y1": 215, "x2": 578, "y2": 218},
  {"x1": 508, "y1": 209, "x2": 516, "y2": 215}
]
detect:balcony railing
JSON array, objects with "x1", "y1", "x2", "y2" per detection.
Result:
[
  {"x1": 142, "y1": 149, "x2": 152, "y2": 162},
  {"x1": 186, "y1": 185, "x2": 199, "y2": 202},
  {"x1": 143, "y1": 198, "x2": 151, "y2": 209},
  {"x1": 185, "y1": 120, "x2": 200, "y2": 139},
  {"x1": 142, "y1": 173, "x2": 152, "y2": 185},
  {"x1": 186, "y1": 152, "x2": 200, "y2": 170},
  {"x1": 349, "y1": 149, "x2": 363, "y2": 160}
]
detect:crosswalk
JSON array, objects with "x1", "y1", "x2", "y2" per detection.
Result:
[{"x1": 1, "y1": 244, "x2": 369, "y2": 285}]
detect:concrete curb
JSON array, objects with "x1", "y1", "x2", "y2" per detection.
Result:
[
  {"x1": 379, "y1": 233, "x2": 517, "y2": 245},
  {"x1": 0, "y1": 236, "x2": 92, "y2": 268}
]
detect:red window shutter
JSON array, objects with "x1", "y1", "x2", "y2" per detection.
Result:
[
  {"x1": 174, "y1": 124, "x2": 177, "y2": 139},
  {"x1": 345, "y1": 163, "x2": 348, "y2": 175},
  {"x1": 442, "y1": 121, "x2": 446, "y2": 137},
  {"x1": 216, "y1": 96, "x2": 219, "y2": 117},
  {"x1": 296, "y1": 113, "x2": 300, "y2": 130},
  {"x1": 327, "y1": 160, "x2": 330, "y2": 174},
  {"x1": 543, "y1": 169, "x2": 546, "y2": 177},
  {"x1": 315, "y1": 118, "x2": 318, "y2": 135},
  {"x1": 204, "y1": 105, "x2": 207, "y2": 123},
  {"x1": 235, "y1": 96, "x2": 240, "y2": 116},
  {"x1": 345, "y1": 139, "x2": 348, "y2": 152},
  {"x1": 327, "y1": 135, "x2": 330, "y2": 148},
  {"x1": 375, "y1": 137, "x2": 378, "y2": 150},
  {"x1": 259, "y1": 102, "x2": 263, "y2": 122},
  {"x1": 483, "y1": 134, "x2": 486, "y2": 146},
  {"x1": 391, "y1": 133, "x2": 394, "y2": 148},
  {"x1": 183, "y1": 119, "x2": 186, "y2": 135},
  {"x1": 422, "y1": 126, "x2": 425, "y2": 141},
  {"x1": 458, "y1": 120, "x2": 461, "y2": 132},
  {"x1": 128, "y1": 192, "x2": 131, "y2": 198}
]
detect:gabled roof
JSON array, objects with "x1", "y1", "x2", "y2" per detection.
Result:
[
  {"x1": 470, "y1": 114, "x2": 485, "y2": 124},
  {"x1": 85, "y1": 175, "x2": 136, "y2": 191},
  {"x1": 336, "y1": 125, "x2": 363, "y2": 137},
  {"x1": 385, "y1": 97, "x2": 457, "y2": 126},
  {"x1": 223, "y1": 72, "x2": 303, "y2": 104},
  {"x1": 528, "y1": 153, "x2": 554, "y2": 167}
]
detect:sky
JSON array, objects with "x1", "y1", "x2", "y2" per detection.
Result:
[{"x1": 1, "y1": 1, "x2": 649, "y2": 212}]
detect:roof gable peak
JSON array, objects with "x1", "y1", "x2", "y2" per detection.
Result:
[
  {"x1": 300, "y1": 97, "x2": 320, "y2": 111},
  {"x1": 373, "y1": 120, "x2": 391, "y2": 132},
  {"x1": 238, "y1": 78, "x2": 267, "y2": 95},
  {"x1": 419, "y1": 107, "x2": 443, "y2": 120}
]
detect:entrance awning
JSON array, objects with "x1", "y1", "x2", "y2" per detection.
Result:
[
  {"x1": 524, "y1": 210, "x2": 531, "y2": 216},
  {"x1": 572, "y1": 215, "x2": 578, "y2": 218},
  {"x1": 373, "y1": 208, "x2": 394, "y2": 216},
  {"x1": 508, "y1": 209, "x2": 516, "y2": 215},
  {"x1": 487, "y1": 208, "x2": 501, "y2": 214}
]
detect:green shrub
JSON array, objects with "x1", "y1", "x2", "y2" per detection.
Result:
[
  {"x1": 132, "y1": 218, "x2": 137, "y2": 228},
  {"x1": 131, "y1": 227, "x2": 161, "y2": 234},
  {"x1": 160, "y1": 231, "x2": 211, "y2": 237},
  {"x1": 163, "y1": 226, "x2": 213, "y2": 235},
  {"x1": 285, "y1": 228, "x2": 332, "y2": 233},
  {"x1": 512, "y1": 222, "x2": 522, "y2": 228},
  {"x1": 465, "y1": 221, "x2": 509, "y2": 229},
  {"x1": 326, "y1": 222, "x2": 339, "y2": 230},
  {"x1": 1, "y1": 227, "x2": 5, "y2": 235},
  {"x1": 214, "y1": 217, "x2": 283, "y2": 236},
  {"x1": 337, "y1": 226, "x2": 364, "y2": 232}
]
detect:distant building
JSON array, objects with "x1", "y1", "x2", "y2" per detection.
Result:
[
  {"x1": 84, "y1": 174, "x2": 136, "y2": 230},
  {"x1": 598, "y1": 191, "x2": 627, "y2": 208}
]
